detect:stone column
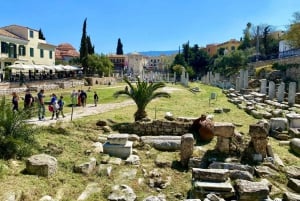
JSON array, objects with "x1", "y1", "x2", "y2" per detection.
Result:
[
  {"x1": 260, "y1": 79, "x2": 267, "y2": 94},
  {"x1": 277, "y1": 82, "x2": 285, "y2": 103},
  {"x1": 249, "y1": 123, "x2": 269, "y2": 159},
  {"x1": 243, "y1": 69, "x2": 248, "y2": 89},
  {"x1": 288, "y1": 82, "x2": 296, "y2": 105},
  {"x1": 268, "y1": 81, "x2": 276, "y2": 100},
  {"x1": 236, "y1": 77, "x2": 240, "y2": 91},
  {"x1": 180, "y1": 133, "x2": 194, "y2": 167},
  {"x1": 239, "y1": 69, "x2": 244, "y2": 89}
]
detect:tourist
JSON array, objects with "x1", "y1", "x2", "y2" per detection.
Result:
[
  {"x1": 77, "y1": 89, "x2": 81, "y2": 106},
  {"x1": 24, "y1": 89, "x2": 34, "y2": 109},
  {"x1": 37, "y1": 89, "x2": 45, "y2": 120},
  {"x1": 12, "y1": 92, "x2": 19, "y2": 112},
  {"x1": 94, "y1": 91, "x2": 99, "y2": 106},
  {"x1": 71, "y1": 89, "x2": 77, "y2": 106},
  {"x1": 50, "y1": 93, "x2": 59, "y2": 120},
  {"x1": 57, "y1": 95, "x2": 65, "y2": 118},
  {"x1": 80, "y1": 90, "x2": 87, "y2": 107}
]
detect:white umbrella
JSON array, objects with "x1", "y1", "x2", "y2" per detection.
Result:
[
  {"x1": 5, "y1": 63, "x2": 34, "y2": 71},
  {"x1": 32, "y1": 65, "x2": 45, "y2": 71},
  {"x1": 53, "y1": 65, "x2": 65, "y2": 72}
]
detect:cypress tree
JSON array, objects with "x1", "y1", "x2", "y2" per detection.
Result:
[
  {"x1": 116, "y1": 38, "x2": 123, "y2": 55},
  {"x1": 38, "y1": 28, "x2": 46, "y2": 40},
  {"x1": 87, "y1": 35, "x2": 95, "y2": 54},
  {"x1": 79, "y1": 18, "x2": 88, "y2": 74}
]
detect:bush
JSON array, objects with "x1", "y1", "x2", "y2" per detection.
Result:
[{"x1": 0, "y1": 97, "x2": 38, "y2": 159}]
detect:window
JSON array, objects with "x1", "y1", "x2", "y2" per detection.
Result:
[
  {"x1": 19, "y1": 45, "x2": 26, "y2": 56},
  {"x1": 1, "y1": 42, "x2": 8, "y2": 53},
  {"x1": 30, "y1": 48, "x2": 34, "y2": 57},
  {"x1": 49, "y1": 50, "x2": 52, "y2": 59},
  {"x1": 231, "y1": 46, "x2": 235, "y2": 51},
  {"x1": 29, "y1": 30, "x2": 34, "y2": 38},
  {"x1": 40, "y1": 49, "x2": 44, "y2": 58},
  {"x1": 8, "y1": 43, "x2": 16, "y2": 58}
]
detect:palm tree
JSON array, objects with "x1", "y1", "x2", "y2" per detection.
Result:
[{"x1": 114, "y1": 77, "x2": 171, "y2": 121}]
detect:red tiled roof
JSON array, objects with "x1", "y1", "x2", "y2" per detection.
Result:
[
  {"x1": 0, "y1": 28, "x2": 25, "y2": 40},
  {"x1": 55, "y1": 43, "x2": 79, "y2": 59}
]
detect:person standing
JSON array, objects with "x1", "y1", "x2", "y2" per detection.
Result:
[
  {"x1": 57, "y1": 96, "x2": 65, "y2": 118},
  {"x1": 80, "y1": 90, "x2": 87, "y2": 107},
  {"x1": 24, "y1": 89, "x2": 34, "y2": 109},
  {"x1": 94, "y1": 91, "x2": 99, "y2": 106},
  {"x1": 37, "y1": 89, "x2": 45, "y2": 120},
  {"x1": 12, "y1": 92, "x2": 19, "y2": 112}
]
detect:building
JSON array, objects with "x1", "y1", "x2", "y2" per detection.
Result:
[
  {"x1": 107, "y1": 54, "x2": 128, "y2": 74},
  {"x1": 0, "y1": 25, "x2": 56, "y2": 80},
  {"x1": 204, "y1": 39, "x2": 240, "y2": 56},
  {"x1": 127, "y1": 52, "x2": 148, "y2": 76},
  {"x1": 55, "y1": 43, "x2": 79, "y2": 62},
  {"x1": 146, "y1": 56, "x2": 163, "y2": 70}
]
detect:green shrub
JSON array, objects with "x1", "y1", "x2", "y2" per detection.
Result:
[{"x1": 0, "y1": 97, "x2": 38, "y2": 159}]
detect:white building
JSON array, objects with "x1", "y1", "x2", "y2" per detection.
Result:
[
  {"x1": 0, "y1": 25, "x2": 56, "y2": 81},
  {"x1": 127, "y1": 52, "x2": 148, "y2": 76}
]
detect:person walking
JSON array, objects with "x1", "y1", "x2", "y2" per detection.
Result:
[
  {"x1": 37, "y1": 89, "x2": 45, "y2": 120},
  {"x1": 50, "y1": 94, "x2": 59, "y2": 120},
  {"x1": 94, "y1": 91, "x2": 99, "y2": 106},
  {"x1": 57, "y1": 95, "x2": 65, "y2": 118},
  {"x1": 12, "y1": 92, "x2": 19, "y2": 112}
]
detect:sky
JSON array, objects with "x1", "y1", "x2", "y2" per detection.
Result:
[{"x1": 1, "y1": 0, "x2": 300, "y2": 54}]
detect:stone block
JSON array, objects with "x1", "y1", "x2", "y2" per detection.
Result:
[
  {"x1": 214, "y1": 122, "x2": 235, "y2": 138},
  {"x1": 103, "y1": 141, "x2": 132, "y2": 159},
  {"x1": 193, "y1": 180, "x2": 234, "y2": 192},
  {"x1": 236, "y1": 179, "x2": 269, "y2": 201},
  {"x1": 192, "y1": 168, "x2": 229, "y2": 182},
  {"x1": 288, "y1": 178, "x2": 300, "y2": 193},
  {"x1": 107, "y1": 133, "x2": 129, "y2": 145},
  {"x1": 26, "y1": 154, "x2": 57, "y2": 177},
  {"x1": 270, "y1": 118, "x2": 288, "y2": 131}
]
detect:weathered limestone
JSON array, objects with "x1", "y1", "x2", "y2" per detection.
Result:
[
  {"x1": 236, "y1": 179, "x2": 270, "y2": 201},
  {"x1": 290, "y1": 138, "x2": 300, "y2": 155},
  {"x1": 192, "y1": 168, "x2": 229, "y2": 182},
  {"x1": 286, "y1": 113, "x2": 300, "y2": 128},
  {"x1": 268, "y1": 81, "x2": 276, "y2": 100},
  {"x1": 73, "y1": 157, "x2": 97, "y2": 175},
  {"x1": 214, "y1": 122, "x2": 236, "y2": 154},
  {"x1": 77, "y1": 183, "x2": 101, "y2": 201},
  {"x1": 103, "y1": 133, "x2": 133, "y2": 159},
  {"x1": 283, "y1": 191, "x2": 300, "y2": 201},
  {"x1": 288, "y1": 82, "x2": 296, "y2": 105},
  {"x1": 108, "y1": 185, "x2": 136, "y2": 201},
  {"x1": 277, "y1": 82, "x2": 285, "y2": 102},
  {"x1": 260, "y1": 79, "x2": 267, "y2": 94},
  {"x1": 287, "y1": 178, "x2": 300, "y2": 193},
  {"x1": 208, "y1": 162, "x2": 255, "y2": 175},
  {"x1": 249, "y1": 123, "x2": 269, "y2": 159},
  {"x1": 26, "y1": 154, "x2": 57, "y2": 177},
  {"x1": 270, "y1": 117, "x2": 288, "y2": 131},
  {"x1": 180, "y1": 133, "x2": 194, "y2": 167}
]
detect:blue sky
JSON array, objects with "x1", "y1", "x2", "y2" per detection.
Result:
[{"x1": 1, "y1": 0, "x2": 300, "y2": 54}]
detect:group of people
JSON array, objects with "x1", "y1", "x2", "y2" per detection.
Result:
[
  {"x1": 11, "y1": 88, "x2": 99, "y2": 121},
  {"x1": 11, "y1": 89, "x2": 35, "y2": 112}
]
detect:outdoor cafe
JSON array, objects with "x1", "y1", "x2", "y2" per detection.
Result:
[{"x1": 4, "y1": 64, "x2": 82, "y2": 83}]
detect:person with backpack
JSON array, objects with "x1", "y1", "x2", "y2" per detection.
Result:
[
  {"x1": 50, "y1": 93, "x2": 59, "y2": 120},
  {"x1": 57, "y1": 96, "x2": 65, "y2": 118}
]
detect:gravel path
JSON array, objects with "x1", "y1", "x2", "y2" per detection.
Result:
[{"x1": 27, "y1": 100, "x2": 135, "y2": 126}]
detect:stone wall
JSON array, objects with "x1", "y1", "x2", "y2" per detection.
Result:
[
  {"x1": 117, "y1": 119, "x2": 194, "y2": 136},
  {"x1": 85, "y1": 77, "x2": 117, "y2": 86}
]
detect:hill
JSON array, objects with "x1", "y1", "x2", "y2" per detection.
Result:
[{"x1": 137, "y1": 50, "x2": 178, "y2": 56}]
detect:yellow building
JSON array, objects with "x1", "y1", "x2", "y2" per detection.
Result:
[
  {"x1": 204, "y1": 39, "x2": 240, "y2": 56},
  {"x1": 0, "y1": 25, "x2": 56, "y2": 80}
]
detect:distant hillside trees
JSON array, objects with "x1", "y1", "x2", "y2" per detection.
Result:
[
  {"x1": 116, "y1": 38, "x2": 124, "y2": 55},
  {"x1": 284, "y1": 11, "x2": 300, "y2": 48}
]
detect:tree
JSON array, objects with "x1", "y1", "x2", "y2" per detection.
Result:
[
  {"x1": 284, "y1": 11, "x2": 300, "y2": 48},
  {"x1": 87, "y1": 54, "x2": 114, "y2": 76},
  {"x1": 38, "y1": 28, "x2": 46, "y2": 40},
  {"x1": 116, "y1": 38, "x2": 124, "y2": 55},
  {"x1": 238, "y1": 22, "x2": 252, "y2": 50},
  {"x1": 79, "y1": 18, "x2": 88, "y2": 74},
  {"x1": 0, "y1": 97, "x2": 38, "y2": 159},
  {"x1": 87, "y1": 36, "x2": 95, "y2": 55},
  {"x1": 113, "y1": 77, "x2": 170, "y2": 121}
]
